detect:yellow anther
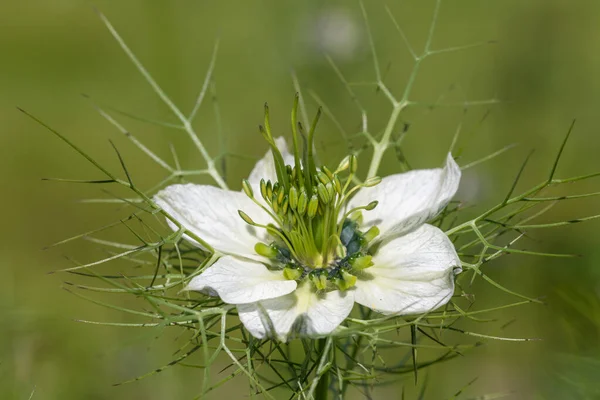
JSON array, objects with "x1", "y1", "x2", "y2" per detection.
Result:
[
  {"x1": 333, "y1": 175, "x2": 343, "y2": 194},
  {"x1": 349, "y1": 154, "x2": 358, "y2": 173},
  {"x1": 289, "y1": 186, "x2": 298, "y2": 210},
  {"x1": 297, "y1": 189, "x2": 308, "y2": 216},
  {"x1": 336, "y1": 155, "x2": 351, "y2": 172},
  {"x1": 334, "y1": 270, "x2": 357, "y2": 291},
  {"x1": 317, "y1": 171, "x2": 330, "y2": 186},
  {"x1": 317, "y1": 183, "x2": 329, "y2": 204},
  {"x1": 365, "y1": 200, "x2": 378, "y2": 211},
  {"x1": 260, "y1": 179, "x2": 268, "y2": 200},
  {"x1": 307, "y1": 195, "x2": 319, "y2": 218},
  {"x1": 322, "y1": 166, "x2": 335, "y2": 181},
  {"x1": 238, "y1": 210, "x2": 255, "y2": 225},
  {"x1": 283, "y1": 265, "x2": 303, "y2": 280},
  {"x1": 363, "y1": 176, "x2": 382, "y2": 187},
  {"x1": 310, "y1": 272, "x2": 328, "y2": 290}
]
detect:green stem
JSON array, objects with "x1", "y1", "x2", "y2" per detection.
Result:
[{"x1": 315, "y1": 338, "x2": 329, "y2": 400}]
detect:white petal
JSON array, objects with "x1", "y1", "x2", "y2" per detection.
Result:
[
  {"x1": 154, "y1": 184, "x2": 271, "y2": 260},
  {"x1": 247, "y1": 137, "x2": 295, "y2": 188},
  {"x1": 347, "y1": 153, "x2": 460, "y2": 240},
  {"x1": 237, "y1": 283, "x2": 355, "y2": 340},
  {"x1": 187, "y1": 256, "x2": 297, "y2": 304},
  {"x1": 354, "y1": 224, "x2": 460, "y2": 315}
]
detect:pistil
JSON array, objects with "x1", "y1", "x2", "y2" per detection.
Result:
[{"x1": 238, "y1": 96, "x2": 382, "y2": 291}]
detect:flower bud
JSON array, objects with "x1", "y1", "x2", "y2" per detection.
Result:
[{"x1": 266, "y1": 180, "x2": 273, "y2": 199}]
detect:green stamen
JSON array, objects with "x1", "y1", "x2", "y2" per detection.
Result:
[
  {"x1": 239, "y1": 98, "x2": 384, "y2": 290},
  {"x1": 334, "y1": 270, "x2": 357, "y2": 291}
]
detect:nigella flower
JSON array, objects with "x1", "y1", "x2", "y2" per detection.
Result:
[{"x1": 155, "y1": 102, "x2": 461, "y2": 341}]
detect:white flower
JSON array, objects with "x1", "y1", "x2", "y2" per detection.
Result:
[{"x1": 155, "y1": 138, "x2": 461, "y2": 341}]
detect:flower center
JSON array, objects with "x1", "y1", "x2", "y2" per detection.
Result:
[{"x1": 237, "y1": 98, "x2": 382, "y2": 292}]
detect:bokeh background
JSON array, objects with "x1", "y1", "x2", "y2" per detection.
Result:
[{"x1": 2, "y1": 0, "x2": 599, "y2": 398}]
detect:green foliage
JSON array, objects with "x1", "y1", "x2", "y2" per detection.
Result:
[{"x1": 5, "y1": 0, "x2": 600, "y2": 398}]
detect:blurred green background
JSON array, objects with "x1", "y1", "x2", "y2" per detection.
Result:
[{"x1": 2, "y1": 0, "x2": 599, "y2": 398}]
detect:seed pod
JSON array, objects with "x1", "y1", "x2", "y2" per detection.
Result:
[
  {"x1": 297, "y1": 189, "x2": 308, "y2": 216},
  {"x1": 288, "y1": 186, "x2": 298, "y2": 210},
  {"x1": 242, "y1": 179, "x2": 253, "y2": 198},
  {"x1": 307, "y1": 194, "x2": 319, "y2": 218}
]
